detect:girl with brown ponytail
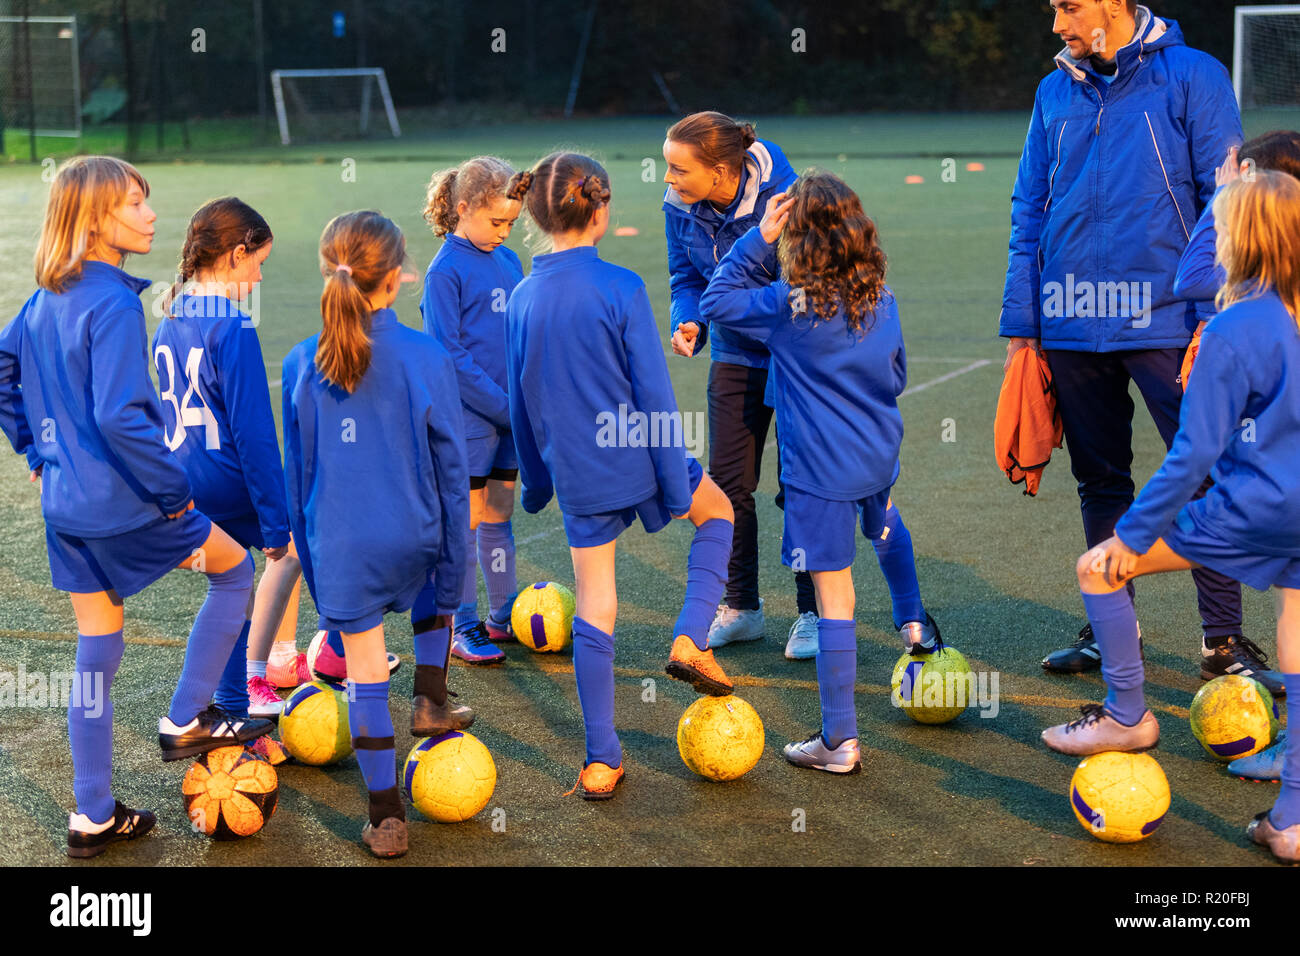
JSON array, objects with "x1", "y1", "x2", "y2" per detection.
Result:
[
  {"x1": 281, "y1": 210, "x2": 473, "y2": 858},
  {"x1": 504, "y1": 152, "x2": 735, "y2": 800},
  {"x1": 661, "y1": 112, "x2": 818, "y2": 660}
]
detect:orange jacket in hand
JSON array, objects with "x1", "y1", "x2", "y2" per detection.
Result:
[{"x1": 994, "y1": 346, "x2": 1063, "y2": 497}]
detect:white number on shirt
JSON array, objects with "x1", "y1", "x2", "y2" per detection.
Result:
[{"x1": 154, "y1": 344, "x2": 220, "y2": 451}]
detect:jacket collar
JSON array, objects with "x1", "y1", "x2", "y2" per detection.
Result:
[
  {"x1": 80, "y1": 259, "x2": 152, "y2": 295},
  {"x1": 664, "y1": 140, "x2": 776, "y2": 220},
  {"x1": 369, "y1": 307, "x2": 398, "y2": 331},
  {"x1": 1052, "y1": 5, "x2": 1167, "y2": 85}
]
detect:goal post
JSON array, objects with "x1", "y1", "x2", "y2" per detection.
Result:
[
  {"x1": 269, "y1": 67, "x2": 400, "y2": 146},
  {"x1": 1234, "y1": 5, "x2": 1300, "y2": 109},
  {"x1": 0, "y1": 15, "x2": 82, "y2": 138}
]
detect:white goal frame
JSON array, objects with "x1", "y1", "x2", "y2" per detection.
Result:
[
  {"x1": 0, "y1": 15, "x2": 82, "y2": 137},
  {"x1": 1233, "y1": 5, "x2": 1300, "y2": 108},
  {"x1": 269, "y1": 67, "x2": 400, "y2": 146}
]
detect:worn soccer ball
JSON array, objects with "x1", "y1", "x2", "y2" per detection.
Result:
[
  {"x1": 1189, "y1": 674, "x2": 1279, "y2": 761},
  {"x1": 1069, "y1": 751, "x2": 1171, "y2": 844},
  {"x1": 511, "y1": 581, "x2": 576, "y2": 652},
  {"x1": 182, "y1": 745, "x2": 279, "y2": 840},
  {"x1": 279, "y1": 680, "x2": 352, "y2": 766},
  {"x1": 403, "y1": 731, "x2": 497, "y2": 823},
  {"x1": 890, "y1": 646, "x2": 973, "y2": 725},
  {"x1": 677, "y1": 695, "x2": 765, "y2": 781}
]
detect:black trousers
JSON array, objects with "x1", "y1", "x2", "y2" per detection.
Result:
[
  {"x1": 707, "y1": 360, "x2": 816, "y2": 613},
  {"x1": 1045, "y1": 347, "x2": 1243, "y2": 637}
]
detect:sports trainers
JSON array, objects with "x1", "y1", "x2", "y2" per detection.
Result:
[
  {"x1": 451, "y1": 622, "x2": 506, "y2": 665},
  {"x1": 1247, "y1": 810, "x2": 1300, "y2": 864},
  {"x1": 246, "y1": 676, "x2": 284, "y2": 718},
  {"x1": 1229, "y1": 731, "x2": 1286, "y2": 782},
  {"x1": 310, "y1": 632, "x2": 401, "y2": 683},
  {"x1": 67, "y1": 801, "x2": 156, "y2": 859},
  {"x1": 785, "y1": 612, "x2": 819, "y2": 660},
  {"x1": 267, "y1": 651, "x2": 310, "y2": 689},
  {"x1": 158, "y1": 705, "x2": 274, "y2": 761},
  {"x1": 247, "y1": 735, "x2": 291, "y2": 766},
  {"x1": 783, "y1": 732, "x2": 862, "y2": 774},
  {"x1": 411, "y1": 691, "x2": 476, "y2": 736},
  {"x1": 565, "y1": 761, "x2": 625, "y2": 801},
  {"x1": 1201, "y1": 636, "x2": 1286, "y2": 697},
  {"x1": 900, "y1": 613, "x2": 941, "y2": 655},
  {"x1": 707, "y1": 599, "x2": 765, "y2": 648},
  {"x1": 666, "y1": 634, "x2": 733, "y2": 696},
  {"x1": 1041, "y1": 704, "x2": 1159, "y2": 756},
  {"x1": 1041, "y1": 624, "x2": 1101, "y2": 673},
  {"x1": 361, "y1": 817, "x2": 408, "y2": 859}
]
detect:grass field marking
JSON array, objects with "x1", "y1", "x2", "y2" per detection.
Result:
[{"x1": 897, "y1": 358, "x2": 993, "y2": 398}]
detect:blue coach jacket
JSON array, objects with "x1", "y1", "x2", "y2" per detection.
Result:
[{"x1": 999, "y1": 7, "x2": 1242, "y2": 351}]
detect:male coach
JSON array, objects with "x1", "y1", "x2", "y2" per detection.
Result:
[{"x1": 1000, "y1": 0, "x2": 1284, "y2": 694}]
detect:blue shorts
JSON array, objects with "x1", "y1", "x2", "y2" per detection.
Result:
[
  {"x1": 316, "y1": 570, "x2": 434, "y2": 634},
  {"x1": 1161, "y1": 506, "x2": 1300, "y2": 592},
  {"x1": 46, "y1": 509, "x2": 213, "y2": 599},
  {"x1": 467, "y1": 430, "x2": 518, "y2": 483},
  {"x1": 215, "y1": 513, "x2": 265, "y2": 551},
  {"x1": 562, "y1": 457, "x2": 705, "y2": 549},
  {"x1": 781, "y1": 486, "x2": 892, "y2": 572}
]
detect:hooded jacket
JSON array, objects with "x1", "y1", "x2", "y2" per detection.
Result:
[{"x1": 999, "y1": 7, "x2": 1242, "y2": 351}]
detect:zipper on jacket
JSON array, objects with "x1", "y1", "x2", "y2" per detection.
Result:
[
  {"x1": 1144, "y1": 111, "x2": 1191, "y2": 241},
  {"x1": 1094, "y1": 104, "x2": 1104, "y2": 136}
]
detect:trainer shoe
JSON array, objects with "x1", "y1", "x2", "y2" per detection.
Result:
[
  {"x1": 784, "y1": 612, "x2": 819, "y2": 660},
  {"x1": 411, "y1": 691, "x2": 476, "y2": 736},
  {"x1": 158, "y1": 704, "x2": 274, "y2": 761},
  {"x1": 1041, "y1": 704, "x2": 1159, "y2": 756},
  {"x1": 1229, "y1": 732, "x2": 1286, "y2": 782},
  {"x1": 247, "y1": 735, "x2": 291, "y2": 766},
  {"x1": 267, "y1": 651, "x2": 311, "y2": 689},
  {"x1": 564, "y1": 761, "x2": 625, "y2": 801},
  {"x1": 67, "y1": 801, "x2": 156, "y2": 859},
  {"x1": 485, "y1": 612, "x2": 512, "y2": 645},
  {"x1": 1201, "y1": 636, "x2": 1286, "y2": 697},
  {"x1": 311, "y1": 635, "x2": 402, "y2": 683},
  {"x1": 1247, "y1": 810, "x2": 1300, "y2": 864},
  {"x1": 666, "y1": 634, "x2": 733, "y2": 696},
  {"x1": 451, "y1": 622, "x2": 506, "y2": 665},
  {"x1": 246, "y1": 676, "x2": 284, "y2": 718},
  {"x1": 1041, "y1": 624, "x2": 1101, "y2": 673},
  {"x1": 900, "y1": 613, "x2": 942, "y2": 655},
  {"x1": 361, "y1": 817, "x2": 408, "y2": 859},
  {"x1": 783, "y1": 732, "x2": 862, "y2": 774},
  {"x1": 707, "y1": 599, "x2": 765, "y2": 648}
]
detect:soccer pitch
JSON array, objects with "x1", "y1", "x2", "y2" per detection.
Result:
[{"x1": 0, "y1": 113, "x2": 1287, "y2": 866}]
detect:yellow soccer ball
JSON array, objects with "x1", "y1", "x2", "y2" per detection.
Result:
[
  {"x1": 890, "y1": 646, "x2": 973, "y2": 724},
  {"x1": 404, "y1": 731, "x2": 497, "y2": 823},
  {"x1": 279, "y1": 680, "x2": 352, "y2": 766},
  {"x1": 677, "y1": 695, "x2": 765, "y2": 781},
  {"x1": 512, "y1": 581, "x2": 576, "y2": 652},
  {"x1": 1069, "y1": 751, "x2": 1171, "y2": 844},
  {"x1": 1189, "y1": 674, "x2": 1279, "y2": 761}
]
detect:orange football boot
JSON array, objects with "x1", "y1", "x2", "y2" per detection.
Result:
[
  {"x1": 666, "y1": 634, "x2": 733, "y2": 696},
  {"x1": 564, "y1": 762, "x2": 625, "y2": 801}
]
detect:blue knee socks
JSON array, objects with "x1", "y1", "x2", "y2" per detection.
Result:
[
  {"x1": 349, "y1": 679, "x2": 396, "y2": 800},
  {"x1": 1081, "y1": 589, "x2": 1146, "y2": 725},
  {"x1": 69, "y1": 630, "x2": 125, "y2": 823},
  {"x1": 1272, "y1": 673, "x2": 1300, "y2": 829},
  {"x1": 214, "y1": 619, "x2": 251, "y2": 718},
  {"x1": 572, "y1": 617, "x2": 621, "y2": 768},
  {"x1": 168, "y1": 554, "x2": 254, "y2": 725},
  {"x1": 477, "y1": 521, "x2": 517, "y2": 626},
  {"x1": 870, "y1": 504, "x2": 924, "y2": 628},
  {"x1": 456, "y1": 524, "x2": 480, "y2": 630},
  {"x1": 674, "y1": 518, "x2": 733, "y2": 651},
  {"x1": 816, "y1": 619, "x2": 858, "y2": 748}
]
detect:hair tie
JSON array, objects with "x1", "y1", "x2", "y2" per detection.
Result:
[{"x1": 335, "y1": 264, "x2": 353, "y2": 276}]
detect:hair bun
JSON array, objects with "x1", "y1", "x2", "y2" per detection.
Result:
[
  {"x1": 506, "y1": 170, "x2": 533, "y2": 200},
  {"x1": 581, "y1": 175, "x2": 610, "y2": 204},
  {"x1": 738, "y1": 122, "x2": 757, "y2": 149}
]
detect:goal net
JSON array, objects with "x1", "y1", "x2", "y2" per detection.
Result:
[
  {"x1": 1234, "y1": 5, "x2": 1300, "y2": 109},
  {"x1": 270, "y1": 68, "x2": 400, "y2": 145},
  {"x1": 0, "y1": 15, "x2": 81, "y2": 137}
]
